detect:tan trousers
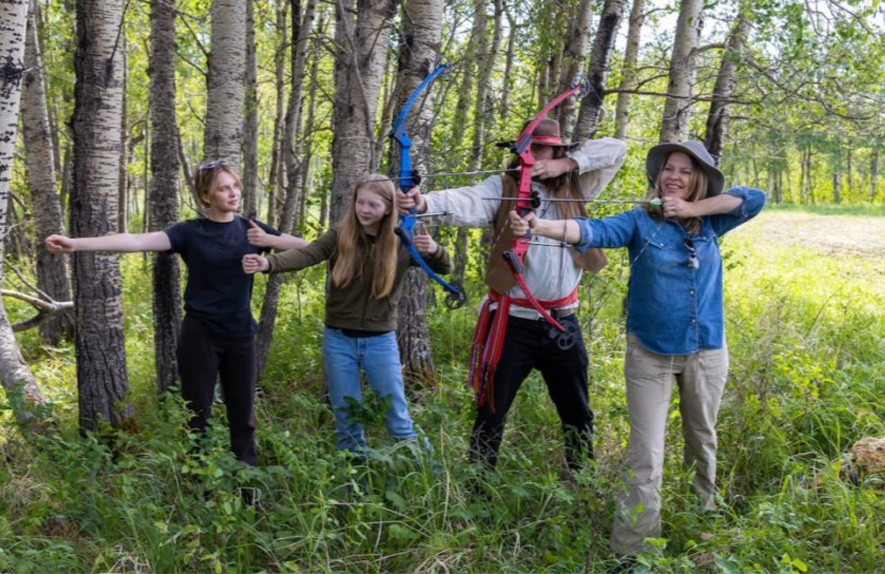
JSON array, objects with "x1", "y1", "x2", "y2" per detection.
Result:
[{"x1": 610, "y1": 333, "x2": 729, "y2": 556}]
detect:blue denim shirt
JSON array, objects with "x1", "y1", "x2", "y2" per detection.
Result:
[{"x1": 573, "y1": 186, "x2": 766, "y2": 355}]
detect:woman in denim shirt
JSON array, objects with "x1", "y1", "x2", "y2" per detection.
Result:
[{"x1": 510, "y1": 141, "x2": 766, "y2": 558}]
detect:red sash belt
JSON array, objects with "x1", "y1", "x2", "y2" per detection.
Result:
[{"x1": 467, "y1": 287, "x2": 578, "y2": 409}]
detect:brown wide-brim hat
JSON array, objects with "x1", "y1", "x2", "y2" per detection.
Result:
[
  {"x1": 645, "y1": 140, "x2": 725, "y2": 197},
  {"x1": 503, "y1": 118, "x2": 579, "y2": 151}
]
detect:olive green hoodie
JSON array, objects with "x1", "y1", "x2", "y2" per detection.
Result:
[{"x1": 264, "y1": 229, "x2": 454, "y2": 332}]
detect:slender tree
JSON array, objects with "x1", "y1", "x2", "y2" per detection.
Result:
[
  {"x1": 556, "y1": 0, "x2": 594, "y2": 137},
  {"x1": 704, "y1": 1, "x2": 751, "y2": 164},
  {"x1": 242, "y1": 0, "x2": 259, "y2": 219},
  {"x1": 254, "y1": 0, "x2": 316, "y2": 378},
  {"x1": 390, "y1": 0, "x2": 445, "y2": 384},
  {"x1": 0, "y1": 0, "x2": 46, "y2": 421},
  {"x1": 573, "y1": 0, "x2": 626, "y2": 140},
  {"x1": 148, "y1": 0, "x2": 182, "y2": 394},
  {"x1": 70, "y1": 0, "x2": 133, "y2": 431},
  {"x1": 328, "y1": 0, "x2": 397, "y2": 223},
  {"x1": 659, "y1": 0, "x2": 703, "y2": 143},
  {"x1": 21, "y1": 0, "x2": 74, "y2": 344},
  {"x1": 613, "y1": 0, "x2": 645, "y2": 140}
]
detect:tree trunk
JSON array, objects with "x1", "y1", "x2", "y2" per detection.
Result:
[
  {"x1": 703, "y1": 3, "x2": 750, "y2": 165},
  {"x1": 242, "y1": 0, "x2": 259, "y2": 219},
  {"x1": 614, "y1": 0, "x2": 645, "y2": 140},
  {"x1": 390, "y1": 0, "x2": 444, "y2": 385},
  {"x1": 71, "y1": 0, "x2": 133, "y2": 432},
  {"x1": 299, "y1": 15, "x2": 323, "y2": 227},
  {"x1": 266, "y1": 0, "x2": 289, "y2": 227},
  {"x1": 556, "y1": 0, "x2": 593, "y2": 138},
  {"x1": 833, "y1": 166, "x2": 841, "y2": 204},
  {"x1": 118, "y1": 34, "x2": 128, "y2": 233},
  {"x1": 498, "y1": 10, "x2": 516, "y2": 124},
  {"x1": 204, "y1": 0, "x2": 246, "y2": 167},
  {"x1": 328, "y1": 0, "x2": 397, "y2": 223},
  {"x1": 574, "y1": 0, "x2": 626, "y2": 140},
  {"x1": 255, "y1": 0, "x2": 316, "y2": 379},
  {"x1": 470, "y1": 0, "x2": 500, "y2": 167},
  {"x1": 0, "y1": 0, "x2": 47, "y2": 421},
  {"x1": 21, "y1": 1, "x2": 74, "y2": 344},
  {"x1": 447, "y1": 0, "x2": 481, "y2": 287},
  {"x1": 149, "y1": 0, "x2": 181, "y2": 395},
  {"x1": 659, "y1": 0, "x2": 703, "y2": 143},
  {"x1": 870, "y1": 145, "x2": 879, "y2": 202}
]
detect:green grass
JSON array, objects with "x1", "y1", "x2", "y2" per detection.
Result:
[{"x1": 1, "y1": 211, "x2": 883, "y2": 572}]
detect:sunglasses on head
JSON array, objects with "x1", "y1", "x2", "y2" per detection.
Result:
[
  {"x1": 199, "y1": 159, "x2": 229, "y2": 171},
  {"x1": 684, "y1": 239, "x2": 699, "y2": 270}
]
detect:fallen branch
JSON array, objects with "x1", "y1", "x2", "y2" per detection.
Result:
[{"x1": 0, "y1": 290, "x2": 73, "y2": 332}]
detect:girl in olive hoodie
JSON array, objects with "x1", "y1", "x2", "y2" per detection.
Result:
[{"x1": 242, "y1": 174, "x2": 453, "y2": 456}]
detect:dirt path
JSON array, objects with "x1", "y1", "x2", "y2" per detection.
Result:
[{"x1": 735, "y1": 210, "x2": 885, "y2": 261}]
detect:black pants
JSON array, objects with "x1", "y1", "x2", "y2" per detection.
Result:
[
  {"x1": 177, "y1": 314, "x2": 258, "y2": 465},
  {"x1": 469, "y1": 314, "x2": 594, "y2": 470}
]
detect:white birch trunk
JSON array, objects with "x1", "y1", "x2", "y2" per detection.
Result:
[
  {"x1": 204, "y1": 0, "x2": 246, "y2": 167},
  {"x1": 329, "y1": 0, "x2": 396, "y2": 224},
  {"x1": 0, "y1": 0, "x2": 46, "y2": 417},
  {"x1": 659, "y1": 0, "x2": 703, "y2": 143}
]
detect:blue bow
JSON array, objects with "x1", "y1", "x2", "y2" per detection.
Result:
[{"x1": 390, "y1": 62, "x2": 466, "y2": 310}]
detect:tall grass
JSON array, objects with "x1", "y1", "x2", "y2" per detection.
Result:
[{"x1": 1, "y1": 209, "x2": 882, "y2": 572}]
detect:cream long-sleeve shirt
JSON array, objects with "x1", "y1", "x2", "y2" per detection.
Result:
[{"x1": 424, "y1": 137, "x2": 627, "y2": 319}]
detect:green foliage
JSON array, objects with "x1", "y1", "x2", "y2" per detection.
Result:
[{"x1": 1, "y1": 210, "x2": 882, "y2": 572}]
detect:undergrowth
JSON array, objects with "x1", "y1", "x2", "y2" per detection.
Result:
[{"x1": 1, "y1": 209, "x2": 882, "y2": 572}]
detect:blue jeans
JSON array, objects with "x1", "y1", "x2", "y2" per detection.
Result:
[{"x1": 322, "y1": 327, "x2": 419, "y2": 454}]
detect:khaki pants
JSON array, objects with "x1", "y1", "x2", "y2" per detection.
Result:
[{"x1": 611, "y1": 333, "x2": 729, "y2": 556}]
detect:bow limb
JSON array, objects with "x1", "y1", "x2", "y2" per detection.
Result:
[
  {"x1": 503, "y1": 75, "x2": 590, "y2": 331},
  {"x1": 390, "y1": 62, "x2": 466, "y2": 310}
]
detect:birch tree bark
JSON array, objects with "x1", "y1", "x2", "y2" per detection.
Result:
[
  {"x1": 659, "y1": 0, "x2": 703, "y2": 143},
  {"x1": 329, "y1": 0, "x2": 397, "y2": 223},
  {"x1": 71, "y1": 0, "x2": 133, "y2": 431},
  {"x1": 22, "y1": 1, "x2": 74, "y2": 344},
  {"x1": 204, "y1": 0, "x2": 246, "y2": 166},
  {"x1": 614, "y1": 0, "x2": 645, "y2": 140},
  {"x1": 0, "y1": 0, "x2": 46, "y2": 420},
  {"x1": 390, "y1": 0, "x2": 444, "y2": 385},
  {"x1": 703, "y1": 3, "x2": 750, "y2": 164},
  {"x1": 556, "y1": 0, "x2": 594, "y2": 138},
  {"x1": 242, "y1": 0, "x2": 259, "y2": 219},
  {"x1": 255, "y1": 0, "x2": 316, "y2": 379},
  {"x1": 266, "y1": 0, "x2": 289, "y2": 227},
  {"x1": 149, "y1": 0, "x2": 181, "y2": 395},
  {"x1": 574, "y1": 0, "x2": 626, "y2": 140}
]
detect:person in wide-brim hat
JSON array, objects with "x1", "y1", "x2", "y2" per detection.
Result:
[
  {"x1": 527, "y1": 118, "x2": 581, "y2": 150},
  {"x1": 645, "y1": 140, "x2": 725, "y2": 197},
  {"x1": 505, "y1": 138, "x2": 767, "y2": 560}
]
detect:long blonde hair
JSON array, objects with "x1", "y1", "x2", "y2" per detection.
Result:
[
  {"x1": 644, "y1": 152, "x2": 709, "y2": 234},
  {"x1": 330, "y1": 175, "x2": 399, "y2": 299}
]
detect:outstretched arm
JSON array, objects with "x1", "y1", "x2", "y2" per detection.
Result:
[
  {"x1": 509, "y1": 210, "x2": 582, "y2": 244},
  {"x1": 45, "y1": 231, "x2": 171, "y2": 254},
  {"x1": 246, "y1": 220, "x2": 308, "y2": 250}
]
